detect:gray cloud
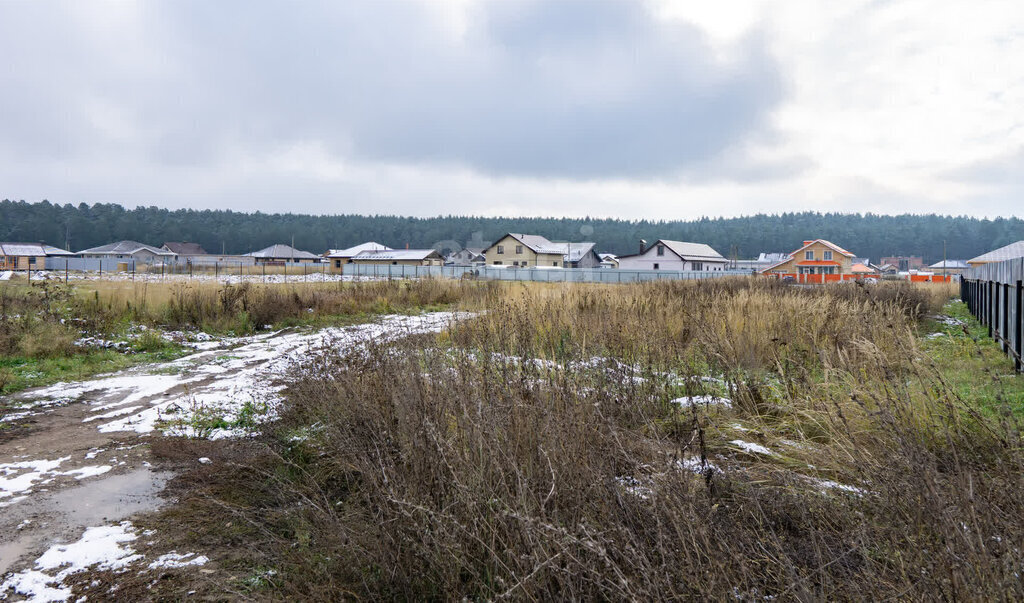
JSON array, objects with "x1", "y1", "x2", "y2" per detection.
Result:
[{"x1": 0, "y1": 0, "x2": 784, "y2": 182}]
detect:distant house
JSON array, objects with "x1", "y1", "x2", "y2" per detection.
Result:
[
  {"x1": 162, "y1": 242, "x2": 208, "y2": 256},
  {"x1": 761, "y1": 240, "x2": 856, "y2": 276},
  {"x1": 733, "y1": 252, "x2": 791, "y2": 272},
  {"x1": 78, "y1": 241, "x2": 176, "y2": 264},
  {"x1": 929, "y1": 259, "x2": 970, "y2": 275},
  {"x1": 850, "y1": 262, "x2": 878, "y2": 275},
  {"x1": 244, "y1": 244, "x2": 321, "y2": 264},
  {"x1": 0, "y1": 242, "x2": 74, "y2": 271},
  {"x1": 599, "y1": 253, "x2": 619, "y2": 269},
  {"x1": 482, "y1": 233, "x2": 593, "y2": 268},
  {"x1": 617, "y1": 240, "x2": 729, "y2": 271},
  {"x1": 445, "y1": 247, "x2": 486, "y2": 267},
  {"x1": 349, "y1": 249, "x2": 444, "y2": 266},
  {"x1": 967, "y1": 241, "x2": 1024, "y2": 267},
  {"x1": 879, "y1": 256, "x2": 924, "y2": 272},
  {"x1": 325, "y1": 242, "x2": 393, "y2": 272},
  {"x1": 565, "y1": 242, "x2": 603, "y2": 268}
]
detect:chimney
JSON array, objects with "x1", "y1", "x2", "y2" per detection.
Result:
[
  {"x1": 406, "y1": 242, "x2": 409, "y2": 249},
  {"x1": 803, "y1": 240, "x2": 813, "y2": 247},
  {"x1": 639, "y1": 239, "x2": 647, "y2": 254}
]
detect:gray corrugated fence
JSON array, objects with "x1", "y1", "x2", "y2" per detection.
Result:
[
  {"x1": 961, "y1": 257, "x2": 1024, "y2": 372},
  {"x1": 341, "y1": 263, "x2": 754, "y2": 283}
]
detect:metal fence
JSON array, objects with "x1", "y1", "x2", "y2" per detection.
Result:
[
  {"x1": 341, "y1": 263, "x2": 754, "y2": 283},
  {"x1": 961, "y1": 257, "x2": 1024, "y2": 372}
]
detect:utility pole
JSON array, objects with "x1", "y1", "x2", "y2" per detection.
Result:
[{"x1": 943, "y1": 239, "x2": 947, "y2": 280}]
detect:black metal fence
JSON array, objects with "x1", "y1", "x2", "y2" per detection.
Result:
[{"x1": 961, "y1": 257, "x2": 1024, "y2": 372}]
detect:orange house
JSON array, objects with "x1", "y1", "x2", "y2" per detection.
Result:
[{"x1": 761, "y1": 240, "x2": 857, "y2": 283}]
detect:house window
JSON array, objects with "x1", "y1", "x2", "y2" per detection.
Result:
[
  {"x1": 516, "y1": 245, "x2": 523, "y2": 254},
  {"x1": 392, "y1": 261, "x2": 398, "y2": 265},
  {"x1": 657, "y1": 245, "x2": 665, "y2": 256},
  {"x1": 497, "y1": 245, "x2": 504, "y2": 254},
  {"x1": 692, "y1": 262, "x2": 702, "y2": 271},
  {"x1": 805, "y1": 250, "x2": 814, "y2": 260},
  {"x1": 823, "y1": 251, "x2": 832, "y2": 261},
  {"x1": 653, "y1": 263, "x2": 660, "y2": 270},
  {"x1": 552, "y1": 261, "x2": 558, "y2": 266},
  {"x1": 28, "y1": 257, "x2": 37, "y2": 265},
  {"x1": 334, "y1": 260, "x2": 341, "y2": 268},
  {"x1": 493, "y1": 261, "x2": 502, "y2": 265}
]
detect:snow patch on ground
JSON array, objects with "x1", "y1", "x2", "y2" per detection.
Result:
[
  {"x1": 0, "y1": 522, "x2": 210, "y2": 601},
  {"x1": 670, "y1": 395, "x2": 732, "y2": 409},
  {"x1": 7, "y1": 312, "x2": 472, "y2": 442},
  {"x1": 147, "y1": 552, "x2": 209, "y2": 570},
  {"x1": 1, "y1": 522, "x2": 140, "y2": 602},
  {"x1": 729, "y1": 440, "x2": 773, "y2": 455}
]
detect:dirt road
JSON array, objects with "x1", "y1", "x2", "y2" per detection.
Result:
[{"x1": 0, "y1": 312, "x2": 465, "y2": 600}]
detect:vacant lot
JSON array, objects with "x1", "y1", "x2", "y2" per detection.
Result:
[{"x1": 4, "y1": 277, "x2": 1023, "y2": 600}]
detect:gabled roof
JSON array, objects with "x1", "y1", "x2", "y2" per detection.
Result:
[
  {"x1": 78, "y1": 240, "x2": 175, "y2": 256},
  {"x1": 850, "y1": 263, "x2": 877, "y2": 273},
  {"x1": 761, "y1": 239, "x2": 855, "y2": 272},
  {"x1": 599, "y1": 253, "x2": 618, "y2": 261},
  {"x1": 326, "y1": 242, "x2": 393, "y2": 258},
  {"x1": 757, "y1": 252, "x2": 790, "y2": 263},
  {"x1": 244, "y1": 244, "x2": 320, "y2": 259},
  {"x1": 0, "y1": 242, "x2": 74, "y2": 256},
  {"x1": 929, "y1": 259, "x2": 970, "y2": 269},
  {"x1": 352, "y1": 249, "x2": 441, "y2": 261},
  {"x1": 162, "y1": 242, "x2": 207, "y2": 255},
  {"x1": 565, "y1": 242, "x2": 598, "y2": 262},
  {"x1": 495, "y1": 233, "x2": 566, "y2": 255},
  {"x1": 968, "y1": 241, "x2": 1024, "y2": 264},
  {"x1": 658, "y1": 240, "x2": 727, "y2": 261}
]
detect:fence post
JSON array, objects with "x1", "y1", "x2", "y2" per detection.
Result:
[
  {"x1": 1016, "y1": 277, "x2": 1023, "y2": 372},
  {"x1": 65, "y1": 260, "x2": 68, "y2": 284}
]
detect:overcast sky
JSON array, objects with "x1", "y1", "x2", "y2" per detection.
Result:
[{"x1": 1, "y1": 0, "x2": 1021, "y2": 219}]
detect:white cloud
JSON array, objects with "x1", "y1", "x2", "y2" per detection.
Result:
[{"x1": 0, "y1": 0, "x2": 1021, "y2": 218}]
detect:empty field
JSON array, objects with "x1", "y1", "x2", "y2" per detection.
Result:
[{"x1": 2, "y1": 277, "x2": 1023, "y2": 600}]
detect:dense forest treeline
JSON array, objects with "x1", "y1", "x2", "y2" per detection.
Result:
[{"x1": 2, "y1": 199, "x2": 1022, "y2": 262}]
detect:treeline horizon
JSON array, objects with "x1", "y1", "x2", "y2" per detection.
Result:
[{"x1": 2, "y1": 199, "x2": 1022, "y2": 263}]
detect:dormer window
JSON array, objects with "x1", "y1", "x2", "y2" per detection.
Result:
[
  {"x1": 823, "y1": 251, "x2": 832, "y2": 261},
  {"x1": 804, "y1": 250, "x2": 814, "y2": 260}
]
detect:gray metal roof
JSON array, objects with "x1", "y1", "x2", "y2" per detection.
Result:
[
  {"x1": 565, "y1": 242, "x2": 597, "y2": 262},
  {"x1": 659, "y1": 240, "x2": 727, "y2": 261},
  {"x1": 929, "y1": 259, "x2": 970, "y2": 269},
  {"x1": 352, "y1": 249, "x2": 441, "y2": 261},
  {"x1": 326, "y1": 242, "x2": 393, "y2": 258},
  {"x1": 504, "y1": 233, "x2": 566, "y2": 254},
  {"x1": 77, "y1": 241, "x2": 174, "y2": 256},
  {"x1": 968, "y1": 241, "x2": 1024, "y2": 264},
  {"x1": 244, "y1": 244, "x2": 320, "y2": 259},
  {"x1": 0, "y1": 242, "x2": 74, "y2": 256}
]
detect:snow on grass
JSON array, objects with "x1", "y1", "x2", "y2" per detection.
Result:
[
  {"x1": 146, "y1": 552, "x2": 209, "y2": 570},
  {"x1": 729, "y1": 440, "x2": 773, "y2": 455},
  {"x1": 1, "y1": 522, "x2": 211, "y2": 601},
  {"x1": 10, "y1": 312, "x2": 472, "y2": 441},
  {"x1": 670, "y1": 395, "x2": 732, "y2": 409},
  {"x1": 1, "y1": 522, "x2": 140, "y2": 602}
]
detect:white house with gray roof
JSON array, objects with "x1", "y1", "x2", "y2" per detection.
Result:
[
  {"x1": 244, "y1": 244, "x2": 321, "y2": 264},
  {"x1": 77, "y1": 240, "x2": 176, "y2": 264},
  {"x1": 617, "y1": 240, "x2": 728, "y2": 271}
]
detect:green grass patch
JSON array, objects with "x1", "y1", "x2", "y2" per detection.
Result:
[
  {"x1": 920, "y1": 300, "x2": 1024, "y2": 419},
  {"x1": 0, "y1": 344, "x2": 189, "y2": 397}
]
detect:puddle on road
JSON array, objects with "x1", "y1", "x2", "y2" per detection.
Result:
[{"x1": 0, "y1": 467, "x2": 171, "y2": 574}]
